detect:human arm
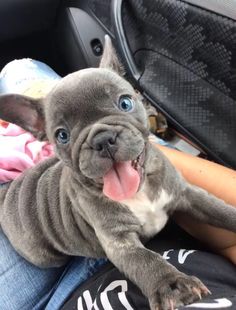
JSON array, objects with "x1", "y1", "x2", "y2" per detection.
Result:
[{"x1": 154, "y1": 143, "x2": 236, "y2": 265}]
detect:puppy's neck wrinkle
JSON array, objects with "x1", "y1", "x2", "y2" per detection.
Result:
[{"x1": 69, "y1": 167, "x2": 104, "y2": 197}]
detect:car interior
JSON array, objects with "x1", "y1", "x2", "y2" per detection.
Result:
[
  {"x1": 0, "y1": 0, "x2": 206, "y2": 157},
  {"x1": 1, "y1": 0, "x2": 236, "y2": 170},
  {"x1": 0, "y1": 0, "x2": 111, "y2": 76},
  {"x1": 1, "y1": 0, "x2": 236, "y2": 167}
]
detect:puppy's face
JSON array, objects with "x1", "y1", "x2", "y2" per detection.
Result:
[
  {"x1": 45, "y1": 67, "x2": 149, "y2": 200},
  {"x1": 0, "y1": 36, "x2": 150, "y2": 201}
]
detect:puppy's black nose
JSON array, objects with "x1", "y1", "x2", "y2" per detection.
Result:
[{"x1": 92, "y1": 131, "x2": 118, "y2": 158}]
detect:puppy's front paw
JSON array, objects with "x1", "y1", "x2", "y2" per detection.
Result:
[{"x1": 148, "y1": 272, "x2": 210, "y2": 310}]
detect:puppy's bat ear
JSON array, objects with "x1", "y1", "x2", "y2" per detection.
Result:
[
  {"x1": 0, "y1": 94, "x2": 47, "y2": 141},
  {"x1": 99, "y1": 35, "x2": 124, "y2": 75}
]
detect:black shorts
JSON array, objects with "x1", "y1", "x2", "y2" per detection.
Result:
[{"x1": 61, "y1": 222, "x2": 236, "y2": 310}]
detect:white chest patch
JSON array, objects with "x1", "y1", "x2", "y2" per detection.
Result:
[{"x1": 121, "y1": 188, "x2": 172, "y2": 237}]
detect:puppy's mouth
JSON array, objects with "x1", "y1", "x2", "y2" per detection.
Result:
[{"x1": 103, "y1": 147, "x2": 146, "y2": 201}]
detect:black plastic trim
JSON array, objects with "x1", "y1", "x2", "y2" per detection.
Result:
[{"x1": 111, "y1": 0, "x2": 141, "y2": 81}]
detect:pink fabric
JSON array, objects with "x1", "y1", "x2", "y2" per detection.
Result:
[{"x1": 0, "y1": 123, "x2": 54, "y2": 183}]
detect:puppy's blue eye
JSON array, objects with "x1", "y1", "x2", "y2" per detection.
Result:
[
  {"x1": 55, "y1": 129, "x2": 70, "y2": 144},
  {"x1": 118, "y1": 96, "x2": 134, "y2": 112}
]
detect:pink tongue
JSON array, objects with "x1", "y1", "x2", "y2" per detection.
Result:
[{"x1": 103, "y1": 161, "x2": 140, "y2": 201}]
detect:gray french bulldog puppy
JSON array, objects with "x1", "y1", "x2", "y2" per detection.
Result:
[{"x1": 0, "y1": 35, "x2": 236, "y2": 310}]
